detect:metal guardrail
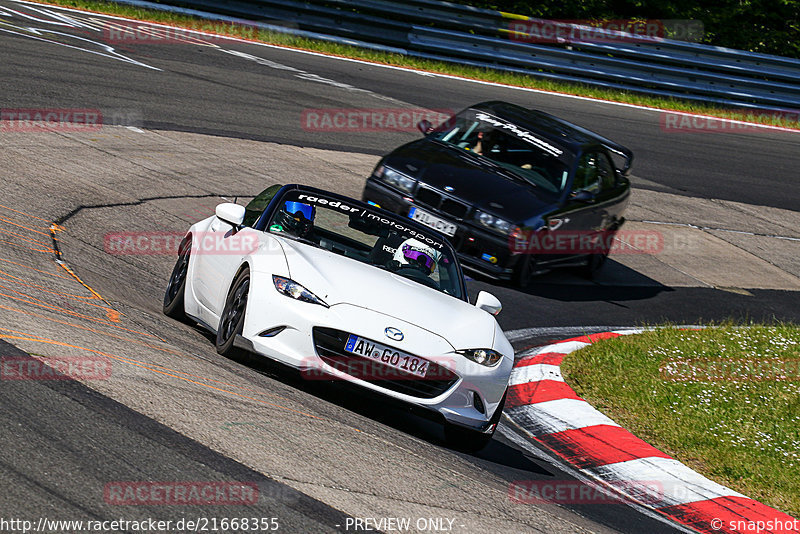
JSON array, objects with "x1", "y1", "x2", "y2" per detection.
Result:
[{"x1": 118, "y1": 0, "x2": 800, "y2": 111}]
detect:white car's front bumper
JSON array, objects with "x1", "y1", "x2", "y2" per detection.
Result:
[{"x1": 239, "y1": 281, "x2": 512, "y2": 431}]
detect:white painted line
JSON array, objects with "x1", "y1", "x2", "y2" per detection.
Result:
[
  {"x1": 1, "y1": 2, "x2": 162, "y2": 70},
  {"x1": 551, "y1": 340, "x2": 592, "y2": 353},
  {"x1": 509, "y1": 363, "x2": 563, "y2": 386},
  {"x1": 586, "y1": 457, "x2": 745, "y2": 508},
  {"x1": 506, "y1": 398, "x2": 619, "y2": 434},
  {"x1": 217, "y1": 48, "x2": 401, "y2": 103},
  {"x1": 529, "y1": 340, "x2": 590, "y2": 356},
  {"x1": 640, "y1": 220, "x2": 800, "y2": 242},
  {"x1": 610, "y1": 328, "x2": 647, "y2": 336},
  {"x1": 15, "y1": 0, "x2": 800, "y2": 134}
]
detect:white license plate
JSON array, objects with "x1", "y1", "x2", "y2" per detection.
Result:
[
  {"x1": 344, "y1": 335, "x2": 429, "y2": 378},
  {"x1": 408, "y1": 206, "x2": 457, "y2": 237}
]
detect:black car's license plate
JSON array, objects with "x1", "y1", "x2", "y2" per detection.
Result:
[{"x1": 408, "y1": 206, "x2": 457, "y2": 237}]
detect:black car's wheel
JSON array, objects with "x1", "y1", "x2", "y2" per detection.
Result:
[
  {"x1": 163, "y1": 239, "x2": 191, "y2": 320},
  {"x1": 444, "y1": 391, "x2": 506, "y2": 453},
  {"x1": 580, "y1": 227, "x2": 616, "y2": 279},
  {"x1": 512, "y1": 255, "x2": 536, "y2": 289},
  {"x1": 581, "y1": 251, "x2": 609, "y2": 279},
  {"x1": 216, "y1": 268, "x2": 250, "y2": 359}
]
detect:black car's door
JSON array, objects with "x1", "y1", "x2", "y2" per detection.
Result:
[
  {"x1": 590, "y1": 151, "x2": 628, "y2": 231},
  {"x1": 540, "y1": 150, "x2": 627, "y2": 263}
]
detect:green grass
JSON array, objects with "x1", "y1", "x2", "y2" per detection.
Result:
[
  {"x1": 29, "y1": 0, "x2": 800, "y2": 130},
  {"x1": 561, "y1": 325, "x2": 800, "y2": 517}
]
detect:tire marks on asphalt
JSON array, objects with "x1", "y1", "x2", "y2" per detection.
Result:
[{"x1": 0, "y1": 202, "x2": 323, "y2": 422}]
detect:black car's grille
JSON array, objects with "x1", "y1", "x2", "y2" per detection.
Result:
[
  {"x1": 414, "y1": 186, "x2": 470, "y2": 220},
  {"x1": 415, "y1": 187, "x2": 440, "y2": 208},
  {"x1": 312, "y1": 327, "x2": 459, "y2": 399},
  {"x1": 440, "y1": 198, "x2": 470, "y2": 219}
]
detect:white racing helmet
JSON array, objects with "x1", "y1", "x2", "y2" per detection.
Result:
[{"x1": 393, "y1": 238, "x2": 442, "y2": 275}]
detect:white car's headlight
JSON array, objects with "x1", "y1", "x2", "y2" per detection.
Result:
[
  {"x1": 375, "y1": 164, "x2": 417, "y2": 194},
  {"x1": 457, "y1": 348, "x2": 503, "y2": 367},
  {"x1": 474, "y1": 210, "x2": 513, "y2": 235},
  {"x1": 272, "y1": 276, "x2": 329, "y2": 307}
]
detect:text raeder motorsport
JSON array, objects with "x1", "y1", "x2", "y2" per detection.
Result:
[{"x1": 296, "y1": 194, "x2": 445, "y2": 249}]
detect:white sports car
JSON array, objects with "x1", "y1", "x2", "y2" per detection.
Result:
[{"x1": 163, "y1": 184, "x2": 513, "y2": 450}]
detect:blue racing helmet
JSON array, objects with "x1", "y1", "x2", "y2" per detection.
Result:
[
  {"x1": 271, "y1": 200, "x2": 316, "y2": 238},
  {"x1": 283, "y1": 201, "x2": 315, "y2": 221}
]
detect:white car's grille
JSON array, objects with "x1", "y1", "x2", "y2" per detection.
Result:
[{"x1": 313, "y1": 327, "x2": 459, "y2": 399}]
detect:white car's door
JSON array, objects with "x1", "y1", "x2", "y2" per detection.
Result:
[{"x1": 192, "y1": 219, "x2": 257, "y2": 317}]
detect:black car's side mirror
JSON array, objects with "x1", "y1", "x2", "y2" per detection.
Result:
[
  {"x1": 417, "y1": 120, "x2": 433, "y2": 135},
  {"x1": 571, "y1": 190, "x2": 596, "y2": 203}
]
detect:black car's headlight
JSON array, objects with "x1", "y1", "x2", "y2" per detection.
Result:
[
  {"x1": 374, "y1": 164, "x2": 416, "y2": 194},
  {"x1": 474, "y1": 210, "x2": 513, "y2": 235},
  {"x1": 272, "y1": 276, "x2": 329, "y2": 307},
  {"x1": 457, "y1": 348, "x2": 503, "y2": 367}
]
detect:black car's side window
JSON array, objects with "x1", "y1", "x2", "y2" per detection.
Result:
[
  {"x1": 595, "y1": 153, "x2": 616, "y2": 190},
  {"x1": 573, "y1": 152, "x2": 616, "y2": 194},
  {"x1": 573, "y1": 153, "x2": 601, "y2": 194}
]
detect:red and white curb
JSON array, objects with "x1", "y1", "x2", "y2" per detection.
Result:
[{"x1": 505, "y1": 331, "x2": 799, "y2": 534}]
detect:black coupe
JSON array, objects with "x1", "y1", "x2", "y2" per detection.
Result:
[{"x1": 362, "y1": 101, "x2": 633, "y2": 286}]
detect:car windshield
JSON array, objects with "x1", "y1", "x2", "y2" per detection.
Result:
[
  {"x1": 431, "y1": 109, "x2": 572, "y2": 195},
  {"x1": 267, "y1": 190, "x2": 465, "y2": 300}
]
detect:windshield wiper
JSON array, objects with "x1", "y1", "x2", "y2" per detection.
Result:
[
  {"x1": 467, "y1": 153, "x2": 534, "y2": 186},
  {"x1": 493, "y1": 164, "x2": 533, "y2": 186}
]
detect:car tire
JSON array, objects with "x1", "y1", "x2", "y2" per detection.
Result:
[
  {"x1": 512, "y1": 256, "x2": 536, "y2": 289},
  {"x1": 216, "y1": 268, "x2": 250, "y2": 359},
  {"x1": 163, "y1": 238, "x2": 191, "y2": 321},
  {"x1": 580, "y1": 226, "x2": 619, "y2": 279},
  {"x1": 444, "y1": 390, "x2": 506, "y2": 453},
  {"x1": 581, "y1": 251, "x2": 609, "y2": 280}
]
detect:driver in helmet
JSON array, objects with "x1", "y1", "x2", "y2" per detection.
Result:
[
  {"x1": 392, "y1": 238, "x2": 442, "y2": 277},
  {"x1": 271, "y1": 200, "x2": 315, "y2": 239}
]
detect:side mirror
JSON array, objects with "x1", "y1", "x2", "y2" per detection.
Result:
[
  {"x1": 215, "y1": 203, "x2": 245, "y2": 227},
  {"x1": 475, "y1": 291, "x2": 502, "y2": 316},
  {"x1": 571, "y1": 190, "x2": 596, "y2": 203},
  {"x1": 417, "y1": 119, "x2": 433, "y2": 135}
]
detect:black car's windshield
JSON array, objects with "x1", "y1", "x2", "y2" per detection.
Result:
[
  {"x1": 432, "y1": 109, "x2": 572, "y2": 194},
  {"x1": 267, "y1": 190, "x2": 466, "y2": 300}
]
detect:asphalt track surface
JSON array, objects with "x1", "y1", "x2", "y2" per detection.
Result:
[{"x1": 0, "y1": 2, "x2": 798, "y2": 533}]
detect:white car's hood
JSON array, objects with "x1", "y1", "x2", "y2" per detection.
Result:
[{"x1": 279, "y1": 238, "x2": 496, "y2": 349}]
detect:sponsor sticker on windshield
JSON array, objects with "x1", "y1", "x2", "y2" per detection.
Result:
[
  {"x1": 292, "y1": 193, "x2": 447, "y2": 250},
  {"x1": 473, "y1": 112, "x2": 564, "y2": 157}
]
